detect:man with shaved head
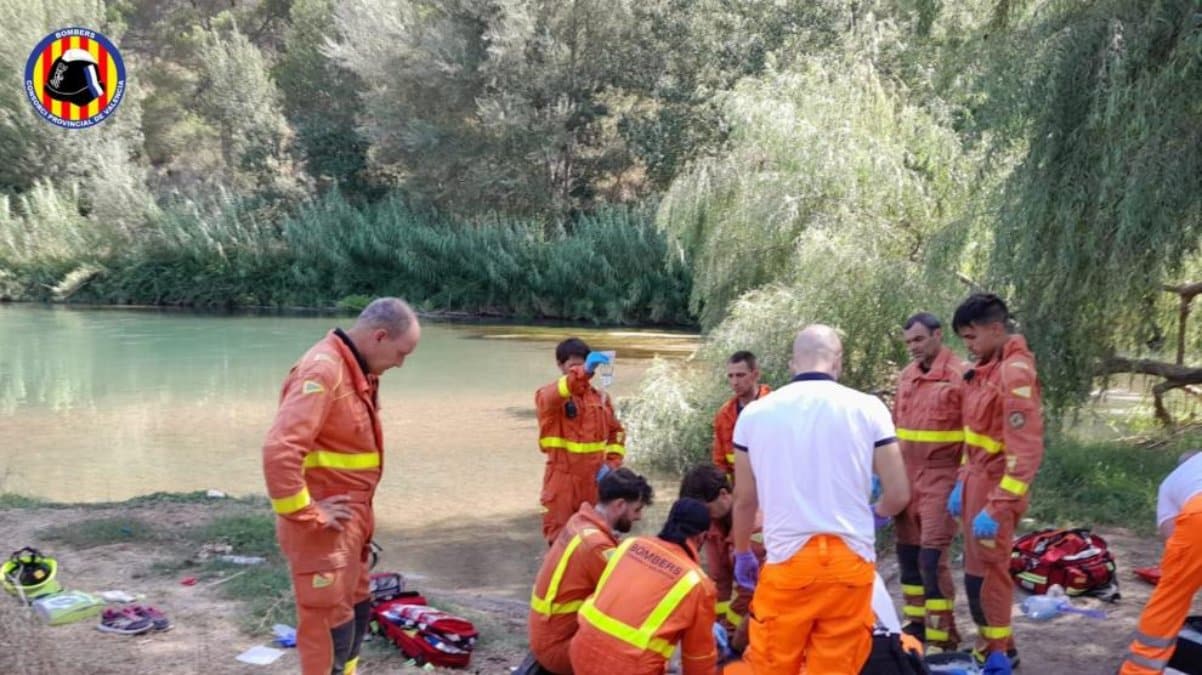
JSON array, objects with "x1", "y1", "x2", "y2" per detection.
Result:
[
  {"x1": 730, "y1": 325, "x2": 910, "y2": 674},
  {"x1": 263, "y1": 297, "x2": 421, "y2": 675}
]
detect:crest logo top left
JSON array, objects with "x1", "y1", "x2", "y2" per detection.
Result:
[{"x1": 24, "y1": 27, "x2": 127, "y2": 129}]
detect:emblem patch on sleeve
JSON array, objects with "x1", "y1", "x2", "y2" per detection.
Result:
[
  {"x1": 1011, "y1": 386, "x2": 1032, "y2": 399},
  {"x1": 302, "y1": 380, "x2": 325, "y2": 395},
  {"x1": 1009, "y1": 411, "x2": 1026, "y2": 429}
]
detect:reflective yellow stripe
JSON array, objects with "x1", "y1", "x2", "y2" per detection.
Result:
[
  {"x1": 344, "y1": 656, "x2": 359, "y2": 675},
  {"x1": 557, "y1": 376, "x2": 571, "y2": 398},
  {"x1": 607, "y1": 443, "x2": 626, "y2": 457},
  {"x1": 926, "y1": 598, "x2": 953, "y2": 611},
  {"x1": 725, "y1": 452, "x2": 735, "y2": 465},
  {"x1": 715, "y1": 601, "x2": 743, "y2": 627},
  {"x1": 531, "y1": 533, "x2": 588, "y2": 616},
  {"x1": 271, "y1": 487, "x2": 311, "y2": 515},
  {"x1": 896, "y1": 428, "x2": 965, "y2": 443},
  {"x1": 1000, "y1": 475, "x2": 1029, "y2": 496},
  {"x1": 926, "y1": 628, "x2": 950, "y2": 642},
  {"x1": 981, "y1": 625, "x2": 1012, "y2": 639},
  {"x1": 902, "y1": 584, "x2": 925, "y2": 597},
  {"x1": 964, "y1": 428, "x2": 1004, "y2": 454},
  {"x1": 540, "y1": 437, "x2": 608, "y2": 454},
  {"x1": 579, "y1": 541, "x2": 700, "y2": 659},
  {"x1": 1017, "y1": 572, "x2": 1047, "y2": 584},
  {"x1": 903, "y1": 605, "x2": 926, "y2": 618},
  {"x1": 302, "y1": 450, "x2": 380, "y2": 471}
]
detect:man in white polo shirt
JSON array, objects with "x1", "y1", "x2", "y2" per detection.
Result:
[{"x1": 730, "y1": 324, "x2": 910, "y2": 674}]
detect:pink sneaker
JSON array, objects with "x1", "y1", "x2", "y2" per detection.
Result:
[
  {"x1": 97, "y1": 608, "x2": 153, "y2": 635},
  {"x1": 129, "y1": 605, "x2": 172, "y2": 631}
]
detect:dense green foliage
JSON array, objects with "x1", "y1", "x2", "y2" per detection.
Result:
[{"x1": 3, "y1": 0, "x2": 1202, "y2": 434}]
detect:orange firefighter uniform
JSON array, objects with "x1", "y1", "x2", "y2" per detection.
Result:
[
  {"x1": 893, "y1": 345, "x2": 965, "y2": 648},
  {"x1": 957, "y1": 335, "x2": 1044, "y2": 656},
  {"x1": 528, "y1": 504, "x2": 619, "y2": 674},
  {"x1": 703, "y1": 516, "x2": 765, "y2": 652},
  {"x1": 712, "y1": 385, "x2": 772, "y2": 477},
  {"x1": 263, "y1": 330, "x2": 384, "y2": 675},
  {"x1": 536, "y1": 366, "x2": 625, "y2": 544},
  {"x1": 570, "y1": 537, "x2": 718, "y2": 675},
  {"x1": 1119, "y1": 463, "x2": 1202, "y2": 674}
]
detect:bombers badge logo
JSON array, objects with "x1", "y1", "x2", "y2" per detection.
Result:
[{"x1": 24, "y1": 27, "x2": 126, "y2": 129}]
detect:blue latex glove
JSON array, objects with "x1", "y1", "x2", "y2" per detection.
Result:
[
  {"x1": 947, "y1": 481, "x2": 964, "y2": 518},
  {"x1": 596, "y1": 464, "x2": 612, "y2": 484},
  {"x1": 870, "y1": 475, "x2": 882, "y2": 503},
  {"x1": 972, "y1": 509, "x2": 999, "y2": 539},
  {"x1": 872, "y1": 505, "x2": 891, "y2": 529},
  {"x1": 734, "y1": 550, "x2": 760, "y2": 590},
  {"x1": 981, "y1": 651, "x2": 1013, "y2": 675},
  {"x1": 584, "y1": 351, "x2": 611, "y2": 374},
  {"x1": 712, "y1": 622, "x2": 732, "y2": 659}
]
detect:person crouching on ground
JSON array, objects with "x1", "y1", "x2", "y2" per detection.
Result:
[{"x1": 528, "y1": 468, "x2": 655, "y2": 674}]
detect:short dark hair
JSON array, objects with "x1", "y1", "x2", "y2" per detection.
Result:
[
  {"x1": 555, "y1": 337, "x2": 591, "y2": 364},
  {"x1": 903, "y1": 312, "x2": 942, "y2": 332},
  {"x1": 952, "y1": 294, "x2": 1011, "y2": 333},
  {"x1": 728, "y1": 350, "x2": 758, "y2": 371},
  {"x1": 679, "y1": 464, "x2": 728, "y2": 502},
  {"x1": 599, "y1": 468, "x2": 654, "y2": 506}
]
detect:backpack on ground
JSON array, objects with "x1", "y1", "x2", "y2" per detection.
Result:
[
  {"x1": 1009, "y1": 528, "x2": 1119, "y2": 599},
  {"x1": 1169, "y1": 615, "x2": 1202, "y2": 675},
  {"x1": 371, "y1": 592, "x2": 479, "y2": 669},
  {"x1": 859, "y1": 631, "x2": 931, "y2": 675}
]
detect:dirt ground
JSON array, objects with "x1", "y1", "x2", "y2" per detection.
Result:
[{"x1": 1, "y1": 502, "x2": 1200, "y2": 674}]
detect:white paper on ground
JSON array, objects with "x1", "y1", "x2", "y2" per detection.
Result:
[{"x1": 235, "y1": 645, "x2": 286, "y2": 665}]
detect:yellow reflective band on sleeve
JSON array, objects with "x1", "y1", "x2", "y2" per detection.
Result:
[
  {"x1": 925, "y1": 628, "x2": 950, "y2": 642},
  {"x1": 531, "y1": 533, "x2": 587, "y2": 616},
  {"x1": 302, "y1": 451, "x2": 380, "y2": 471},
  {"x1": 964, "y1": 428, "x2": 1004, "y2": 454},
  {"x1": 896, "y1": 428, "x2": 965, "y2": 443},
  {"x1": 981, "y1": 625, "x2": 1012, "y2": 639},
  {"x1": 902, "y1": 584, "x2": 925, "y2": 597},
  {"x1": 578, "y1": 542, "x2": 700, "y2": 659},
  {"x1": 344, "y1": 656, "x2": 359, "y2": 675},
  {"x1": 925, "y1": 598, "x2": 954, "y2": 611},
  {"x1": 540, "y1": 437, "x2": 608, "y2": 454},
  {"x1": 999, "y1": 474, "x2": 1029, "y2": 496},
  {"x1": 557, "y1": 376, "x2": 571, "y2": 398},
  {"x1": 725, "y1": 452, "x2": 735, "y2": 465},
  {"x1": 607, "y1": 443, "x2": 626, "y2": 457},
  {"x1": 903, "y1": 605, "x2": 926, "y2": 618},
  {"x1": 271, "y1": 487, "x2": 311, "y2": 515}
]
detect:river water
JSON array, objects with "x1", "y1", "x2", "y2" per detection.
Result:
[{"x1": 0, "y1": 304, "x2": 698, "y2": 598}]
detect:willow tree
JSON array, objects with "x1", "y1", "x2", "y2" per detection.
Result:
[
  {"x1": 626, "y1": 52, "x2": 973, "y2": 469},
  {"x1": 974, "y1": 0, "x2": 1202, "y2": 414}
]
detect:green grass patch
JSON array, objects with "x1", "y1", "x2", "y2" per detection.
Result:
[
  {"x1": 198, "y1": 514, "x2": 280, "y2": 559},
  {"x1": 1026, "y1": 432, "x2": 1191, "y2": 534},
  {"x1": 40, "y1": 516, "x2": 165, "y2": 549},
  {"x1": 0, "y1": 493, "x2": 49, "y2": 509},
  {"x1": 207, "y1": 562, "x2": 295, "y2": 632}
]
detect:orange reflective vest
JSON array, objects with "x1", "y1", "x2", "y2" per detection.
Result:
[
  {"x1": 536, "y1": 365, "x2": 625, "y2": 473},
  {"x1": 895, "y1": 346, "x2": 965, "y2": 471},
  {"x1": 529, "y1": 505, "x2": 617, "y2": 666},
  {"x1": 570, "y1": 537, "x2": 718, "y2": 675},
  {"x1": 262, "y1": 331, "x2": 382, "y2": 572},
  {"x1": 712, "y1": 385, "x2": 771, "y2": 475},
  {"x1": 960, "y1": 335, "x2": 1044, "y2": 509}
]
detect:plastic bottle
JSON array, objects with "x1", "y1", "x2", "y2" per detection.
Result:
[
  {"x1": 1020, "y1": 585, "x2": 1065, "y2": 621},
  {"x1": 218, "y1": 554, "x2": 266, "y2": 565}
]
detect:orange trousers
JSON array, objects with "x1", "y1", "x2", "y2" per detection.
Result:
[
  {"x1": 746, "y1": 535, "x2": 875, "y2": 674},
  {"x1": 895, "y1": 463, "x2": 961, "y2": 648},
  {"x1": 962, "y1": 469, "x2": 1021, "y2": 655},
  {"x1": 1120, "y1": 493, "x2": 1202, "y2": 675},
  {"x1": 287, "y1": 507, "x2": 373, "y2": 675},
  {"x1": 541, "y1": 464, "x2": 598, "y2": 545}
]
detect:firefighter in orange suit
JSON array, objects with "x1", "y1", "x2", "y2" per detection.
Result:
[
  {"x1": 949, "y1": 294, "x2": 1044, "y2": 670},
  {"x1": 262, "y1": 298, "x2": 420, "y2": 675},
  {"x1": 528, "y1": 468, "x2": 654, "y2": 674},
  {"x1": 679, "y1": 464, "x2": 765, "y2": 653},
  {"x1": 536, "y1": 338, "x2": 625, "y2": 545},
  {"x1": 893, "y1": 312, "x2": 965, "y2": 651},
  {"x1": 1119, "y1": 451, "x2": 1202, "y2": 674},
  {"x1": 712, "y1": 351, "x2": 771, "y2": 478},
  {"x1": 570, "y1": 498, "x2": 719, "y2": 675}
]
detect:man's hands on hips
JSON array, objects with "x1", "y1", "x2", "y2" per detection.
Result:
[{"x1": 315, "y1": 494, "x2": 354, "y2": 531}]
